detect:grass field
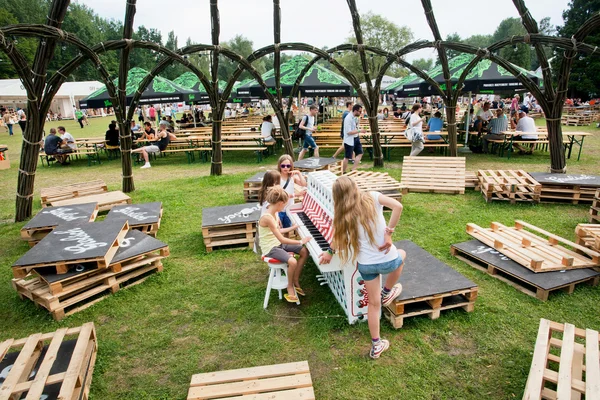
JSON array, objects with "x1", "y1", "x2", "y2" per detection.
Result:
[{"x1": 0, "y1": 116, "x2": 598, "y2": 399}]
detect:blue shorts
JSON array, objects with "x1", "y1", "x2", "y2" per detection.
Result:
[
  {"x1": 357, "y1": 254, "x2": 403, "y2": 281},
  {"x1": 278, "y1": 211, "x2": 292, "y2": 228},
  {"x1": 302, "y1": 135, "x2": 318, "y2": 149}
]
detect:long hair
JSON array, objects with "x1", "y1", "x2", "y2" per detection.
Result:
[
  {"x1": 258, "y1": 170, "x2": 281, "y2": 206},
  {"x1": 277, "y1": 154, "x2": 294, "y2": 173},
  {"x1": 332, "y1": 176, "x2": 377, "y2": 264}
]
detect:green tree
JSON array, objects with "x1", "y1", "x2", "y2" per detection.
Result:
[
  {"x1": 219, "y1": 35, "x2": 265, "y2": 81},
  {"x1": 445, "y1": 32, "x2": 462, "y2": 60},
  {"x1": 0, "y1": 8, "x2": 37, "y2": 78},
  {"x1": 556, "y1": 0, "x2": 600, "y2": 98},
  {"x1": 338, "y1": 12, "x2": 413, "y2": 81},
  {"x1": 492, "y1": 17, "x2": 531, "y2": 69},
  {"x1": 412, "y1": 58, "x2": 434, "y2": 72},
  {"x1": 464, "y1": 34, "x2": 493, "y2": 49}
]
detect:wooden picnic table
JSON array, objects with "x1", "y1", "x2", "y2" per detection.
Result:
[{"x1": 495, "y1": 130, "x2": 591, "y2": 160}]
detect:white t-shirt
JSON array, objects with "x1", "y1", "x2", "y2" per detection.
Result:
[
  {"x1": 357, "y1": 192, "x2": 398, "y2": 265},
  {"x1": 261, "y1": 121, "x2": 274, "y2": 140},
  {"x1": 62, "y1": 132, "x2": 76, "y2": 149},
  {"x1": 523, "y1": 96, "x2": 532, "y2": 108},
  {"x1": 516, "y1": 116, "x2": 538, "y2": 139},
  {"x1": 343, "y1": 114, "x2": 358, "y2": 146},
  {"x1": 302, "y1": 115, "x2": 315, "y2": 136},
  {"x1": 409, "y1": 113, "x2": 423, "y2": 136},
  {"x1": 281, "y1": 176, "x2": 295, "y2": 208},
  {"x1": 476, "y1": 109, "x2": 493, "y2": 122}
]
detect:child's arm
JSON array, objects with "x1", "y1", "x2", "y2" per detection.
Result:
[
  {"x1": 378, "y1": 194, "x2": 403, "y2": 254},
  {"x1": 279, "y1": 223, "x2": 298, "y2": 234},
  {"x1": 263, "y1": 216, "x2": 310, "y2": 245}
]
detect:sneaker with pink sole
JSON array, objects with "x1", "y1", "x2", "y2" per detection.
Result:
[
  {"x1": 370, "y1": 339, "x2": 390, "y2": 359},
  {"x1": 382, "y1": 283, "x2": 403, "y2": 307}
]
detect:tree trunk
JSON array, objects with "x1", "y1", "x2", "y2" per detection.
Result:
[
  {"x1": 368, "y1": 112, "x2": 384, "y2": 168},
  {"x1": 15, "y1": 115, "x2": 41, "y2": 222},
  {"x1": 211, "y1": 108, "x2": 223, "y2": 176},
  {"x1": 275, "y1": 109, "x2": 295, "y2": 157},
  {"x1": 119, "y1": 123, "x2": 135, "y2": 192},
  {"x1": 546, "y1": 113, "x2": 566, "y2": 173},
  {"x1": 445, "y1": 100, "x2": 458, "y2": 157}
]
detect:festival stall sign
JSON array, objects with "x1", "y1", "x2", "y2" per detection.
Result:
[
  {"x1": 104, "y1": 202, "x2": 163, "y2": 237},
  {"x1": 173, "y1": 72, "x2": 227, "y2": 104},
  {"x1": 201, "y1": 203, "x2": 261, "y2": 252},
  {"x1": 236, "y1": 55, "x2": 352, "y2": 98},
  {"x1": 390, "y1": 53, "x2": 541, "y2": 97},
  {"x1": 78, "y1": 67, "x2": 194, "y2": 109},
  {"x1": 20, "y1": 202, "x2": 99, "y2": 246},
  {"x1": 12, "y1": 220, "x2": 129, "y2": 278}
]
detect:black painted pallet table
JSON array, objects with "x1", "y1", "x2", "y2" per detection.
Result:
[
  {"x1": 590, "y1": 189, "x2": 600, "y2": 223},
  {"x1": 202, "y1": 203, "x2": 261, "y2": 252},
  {"x1": 0, "y1": 322, "x2": 97, "y2": 400},
  {"x1": 20, "y1": 202, "x2": 99, "y2": 246},
  {"x1": 104, "y1": 202, "x2": 163, "y2": 237},
  {"x1": 243, "y1": 172, "x2": 266, "y2": 202},
  {"x1": 293, "y1": 157, "x2": 341, "y2": 174},
  {"x1": 529, "y1": 172, "x2": 600, "y2": 204},
  {"x1": 383, "y1": 240, "x2": 478, "y2": 329},
  {"x1": 12, "y1": 220, "x2": 129, "y2": 278},
  {"x1": 451, "y1": 239, "x2": 600, "y2": 301}
]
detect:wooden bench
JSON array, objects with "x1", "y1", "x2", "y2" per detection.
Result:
[
  {"x1": 187, "y1": 361, "x2": 315, "y2": 400},
  {"x1": 401, "y1": 156, "x2": 466, "y2": 194},
  {"x1": 161, "y1": 147, "x2": 212, "y2": 163},
  {"x1": 40, "y1": 179, "x2": 108, "y2": 208}
]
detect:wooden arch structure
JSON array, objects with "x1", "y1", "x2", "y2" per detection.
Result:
[{"x1": 1, "y1": 0, "x2": 599, "y2": 221}]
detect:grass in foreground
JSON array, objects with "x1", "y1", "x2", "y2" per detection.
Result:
[{"x1": 0, "y1": 117, "x2": 598, "y2": 399}]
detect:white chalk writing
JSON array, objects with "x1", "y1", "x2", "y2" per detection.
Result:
[
  {"x1": 53, "y1": 227, "x2": 108, "y2": 254},
  {"x1": 120, "y1": 237, "x2": 136, "y2": 248},
  {"x1": 41, "y1": 207, "x2": 89, "y2": 222},
  {"x1": 471, "y1": 245, "x2": 510, "y2": 261},
  {"x1": 300, "y1": 158, "x2": 320, "y2": 167},
  {"x1": 545, "y1": 174, "x2": 596, "y2": 184},
  {"x1": 217, "y1": 204, "x2": 260, "y2": 224},
  {"x1": 112, "y1": 206, "x2": 156, "y2": 221}
]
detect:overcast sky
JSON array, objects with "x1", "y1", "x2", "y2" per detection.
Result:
[{"x1": 76, "y1": 0, "x2": 570, "y2": 62}]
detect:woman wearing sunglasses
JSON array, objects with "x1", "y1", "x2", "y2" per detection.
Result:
[{"x1": 276, "y1": 154, "x2": 307, "y2": 228}]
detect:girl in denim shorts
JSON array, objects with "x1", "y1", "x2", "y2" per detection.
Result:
[{"x1": 319, "y1": 176, "x2": 405, "y2": 359}]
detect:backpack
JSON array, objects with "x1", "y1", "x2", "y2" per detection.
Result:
[{"x1": 293, "y1": 116, "x2": 309, "y2": 141}]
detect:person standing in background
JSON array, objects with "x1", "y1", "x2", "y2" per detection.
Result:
[{"x1": 3, "y1": 110, "x2": 14, "y2": 136}]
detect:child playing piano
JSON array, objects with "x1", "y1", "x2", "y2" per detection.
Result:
[
  {"x1": 319, "y1": 176, "x2": 405, "y2": 359},
  {"x1": 258, "y1": 186, "x2": 312, "y2": 303}
]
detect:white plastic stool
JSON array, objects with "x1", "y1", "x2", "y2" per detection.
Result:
[{"x1": 263, "y1": 256, "x2": 300, "y2": 308}]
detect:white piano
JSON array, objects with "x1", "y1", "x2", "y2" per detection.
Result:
[{"x1": 287, "y1": 170, "x2": 368, "y2": 324}]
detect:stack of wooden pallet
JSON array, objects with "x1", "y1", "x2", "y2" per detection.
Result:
[
  {"x1": 187, "y1": 361, "x2": 315, "y2": 400},
  {"x1": 528, "y1": 172, "x2": 600, "y2": 204},
  {"x1": 41, "y1": 180, "x2": 131, "y2": 212},
  {"x1": 477, "y1": 170, "x2": 541, "y2": 203},
  {"x1": 0, "y1": 322, "x2": 97, "y2": 400},
  {"x1": 345, "y1": 170, "x2": 406, "y2": 201},
  {"x1": 104, "y1": 202, "x2": 163, "y2": 237},
  {"x1": 465, "y1": 171, "x2": 478, "y2": 189},
  {"x1": 243, "y1": 172, "x2": 265, "y2": 202},
  {"x1": 400, "y1": 156, "x2": 466, "y2": 194},
  {"x1": 575, "y1": 223, "x2": 600, "y2": 253},
  {"x1": 591, "y1": 189, "x2": 600, "y2": 223},
  {"x1": 202, "y1": 203, "x2": 261, "y2": 252},
  {"x1": 11, "y1": 222, "x2": 169, "y2": 320},
  {"x1": 523, "y1": 318, "x2": 599, "y2": 400}
]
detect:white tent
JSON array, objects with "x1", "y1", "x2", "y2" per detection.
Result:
[
  {"x1": 0, "y1": 79, "x2": 102, "y2": 118},
  {"x1": 359, "y1": 75, "x2": 399, "y2": 90}
]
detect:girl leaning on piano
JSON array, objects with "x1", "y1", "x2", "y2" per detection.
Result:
[
  {"x1": 258, "y1": 185, "x2": 312, "y2": 303},
  {"x1": 319, "y1": 176, "x2": 405, "y2": 360}
]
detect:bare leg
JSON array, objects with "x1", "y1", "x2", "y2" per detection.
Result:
[
  {"x1": 286, "y1": 257, "x2": 298, "y2": 295},
  {"x1": 313, "y1": 147, "x2": 319, "y2": 158},
  {"x1": 342, "y1": 157, "x2": 349, "y2": 174},
  {"x1": 298, "y1": 148, "x2": 307, "y2": 160},
  {"x1": 141, "y1": 149, "x2": 149, "y2": 163},
  {"x1": 364, "y1": 278, "x2": 382, "y2": 340},
  {"x1": 383, "y1": 249, "x2": 405, "y2": 290},
  {"x1": 332, "y1": 145, "x2": 344, "y2": 158},
  {"x1": 294, "y1": 247, "x2": 309, "y2": 287},
  {"x1": 352, "y1": 153, "x2": 363, "y2": 171}
]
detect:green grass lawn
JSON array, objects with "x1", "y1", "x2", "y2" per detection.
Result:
[{"x1": 0, "y1": 116, "x2": 599, "y2": 399}]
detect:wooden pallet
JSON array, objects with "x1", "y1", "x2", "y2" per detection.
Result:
[
  {"x1": 400, "y1": 156, "x2": 466, "y2": 194},
  {"x1": 590, "y1": 190, "x2": 600, "y2": 223},
  {"x1": 575, "y1": 223, "x2": 600, "y2": 253},
  {"x1": 465, "y1": 171, "x2": 479, "y2": 189},
  {"x1": 20, "y1": 203, "x2": 99, "y2": 247},
  {"x1": 523, "y1": 319, "x2": 600, "y2": 400},
  {"x1": 345, "y1": 170, "x2": 406, "y2": 200},
  {"x1": 384, "y1": 287, "x2": 477, "y2": 329},
  {"x1": 13, "y1": 255, "x2": 165, "y2": 321},
  {"x1": 538, "y1": 184, "x2": 598, "y2": 204},
  {"x1": 41, "y1": 180, "x2": 107, "y2": 208},
  {"x1": 466, "y1": 220, "x2": 600, "y2": 272},
  {"x1": 104, "y1": 202, "x2": 163, "y2": 237},
  {"x1": 450, "y1": 241, "x2": 600, "y2": 301},
  {"x1": 50, "y1": 190, "x2": 131, "y2": 212},
  {"x1": 0, "y1": 322, "x2": 97, "y2": 400},
  {"x1": 202, "y1": 222, "x2": 256, "y2": 253},
  {"x1": 12, "y1": 220, "x2": 130, "y2": 278},
  {"x1": 188, "y1": 361, "x2": 315, "y2": 400},
  {"x1": 243, "y1": 180, "x2": 263, "y2": 203},
  {"x1": 478, "y1": 170, "x2": 541, "y2": 203}
]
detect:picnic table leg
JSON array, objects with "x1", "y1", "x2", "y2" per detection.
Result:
[
  {"x1": 567, "y1": 135, "x2": 574, "y2": 159},
  {"x1": 576, "y1": 135, "x2": 584, "y2": 161}
]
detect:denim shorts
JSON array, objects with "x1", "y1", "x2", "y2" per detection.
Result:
[
  {"x1": 357, "y1": 254, "x2": 403, "y2": 281},
  {"x1": 302, "y1": 135, "x2": 318, "y2": 149},
  {"x1": 278, "y1": 211, "x2": 292, "y2": 228}
]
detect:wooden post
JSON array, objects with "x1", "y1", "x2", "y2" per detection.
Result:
[{"x1": 210, "y1": 0, "x2": 222, "y2": 176}]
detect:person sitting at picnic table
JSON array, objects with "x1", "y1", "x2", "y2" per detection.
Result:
[
  {"x1": 130, "y1": 120, "x2": 140, "y2": 134},
  {"x1": 474, "y1": 102, "x2": 494, "y2": 135},
  {"x1": 426, "y1": 111, "x2": 443, "y2": 140},
  {"x1": 462, "y1": 107, "x2": 474, "y2": 131},
  {"x1": 260, "y1": 115, "x2": 276, "y2": 142},
  {"x1": 44, "y1": 128, "x2": 72, "y2": 165},
  {"x1": 106, "y1": 123, "x2": 120, "y2": 146},
  {"x1": 481, "y1": 109, "x2": 508, "y2": 154},
  {"x1": 133, "y1": 123, "x2": 170, "y2": 169},
  {"x1": 513, "y1": 109, "x2": 538, "y2": 155},
  {"x1": 377, "y1": 108, "x2": 387, "y2": 120},
  {"x1": 139, "y1": 121, "x2": 155, "y2": 140},
  {"x1": 58, "y1": 126, "x2": 77, "y2": 150}
]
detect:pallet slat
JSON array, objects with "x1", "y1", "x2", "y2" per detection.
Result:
[
  {"x1": 40, "y1": 180, "x2": 107, "y2": 208},
  {"x1": 400, "y1": 156, "x2": 466, "y2": 194},
  {"x1": 477, "y1": 170, "x2": 540, "y2": 203}
]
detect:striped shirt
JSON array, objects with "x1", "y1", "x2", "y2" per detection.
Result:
[{"x1": 488, "y1": 116, "x2": 508, "y2": 134}]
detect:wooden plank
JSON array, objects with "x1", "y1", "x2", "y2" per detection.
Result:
[
  {"x1": 556, "y1": 322, "x2": 576, "y2": 399},
  {"x1": 190, "y1": 361, "x2": 310, "y2": 386},
  {"x1": 216, "y1": 387, "x2": 315, "y2": 399},
  {"x1": 57, "y1": 322, "x2": 95, "y2": 399},
  {"x1": 23, "y1": 328, "x2": 68, "y2": 400},
  {"x1": 586, "y1": 329, "x2": 600, "y2": 399},
  {"x1": 523, "y1": 319, "x2": 552, "y2": 400},
  {"x1": 0, "y1": 333, "x2": 42, "y2": 399},
  {"x1": 188, "y1": 374, "x2": 313, "y2": 400}
]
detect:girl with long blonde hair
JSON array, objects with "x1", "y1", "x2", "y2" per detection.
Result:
[{"x1": 319, "y1": 176, "x2": 405, "y2": 359}]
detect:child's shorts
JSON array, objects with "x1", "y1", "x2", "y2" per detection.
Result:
[
  {"x1": 264, "y1": 244, "x2": 303, "y2": 262},
  {"x1": 357, "y1": 254, "x2": 403, "y2": 281}
]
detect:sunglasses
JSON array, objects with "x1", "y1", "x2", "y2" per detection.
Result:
[{"x1": 280, "y1": 164, "x2": 292, "y2": 168}]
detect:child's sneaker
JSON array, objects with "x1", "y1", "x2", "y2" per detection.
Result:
[
  {"x1": 382, "y1": 283, "x2": 403, "y2": 307},
  {"x1": 370, "y1": 339, "x2": 390, "y2": 359}
]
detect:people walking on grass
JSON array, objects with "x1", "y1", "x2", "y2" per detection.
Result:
[
  {"x1": 332, "y1": 101, "x2": 353, "y2": 159},
  {"x1": 2, "y1": 110, "x2": 14, "y2": 136},
  {"x1": 409, "y1": 103, "x2": 425, "y2": 156},
  {"x1": 16, "y1": 108, "x2": 26, "y2": 133},
  {"x1": 297, "y1": 105, "x2": 319, "y2": 160},
  {"x1": 75, "y1": 108, "x2": 84, "y2": 128},
  {"x1": 258, "y1": 186, "x2": 311, "y2": 303},
  {"x1": 319, "y1": 176, "x2": 405, "y2": 359},
  {"x1": 342, "y1": 104, "x2": 366, "y2": 174}
]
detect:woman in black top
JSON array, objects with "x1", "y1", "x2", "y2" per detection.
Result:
[{"x1": 105, "y1": 123, "x2": 119, "y2": 146}]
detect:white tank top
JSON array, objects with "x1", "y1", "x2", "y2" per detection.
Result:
[
  {"x1": 356, "y1": 192, "x2": 398, "y2": 265},
  {"x1": 281, "y1": 176, "x2": 295, "y2": 208}
]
